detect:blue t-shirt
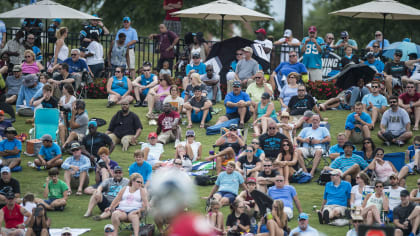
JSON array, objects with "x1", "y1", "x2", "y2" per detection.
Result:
[
  {"x1": 230, "y1": 60, "x2": 238, "y2": 72},
  {"x1": 345, "y1": 112, "x2": 372, "y2": 132},
  {"x1": 362, "y1": 94, "x2": 388, "y2": 109},
  {"x1": 140, "y1": 74, "x2": 156, "y2": 96},
  {"x1": 63, "y1": 58, "x2": 90, "y2": 74},
  {"x1": 289, "y1": 226, "x2": 319, "y2": 236},
  {"x1": 323, "y1": 180, "x2": 352, "y2": 206},
  {"x1": 224, "y1": 91, "x2": 251, "y2": 114},
  {"x1": 301, "y1": 36, "x2": 324, "y2": 69},
  {"x1": 116, "y1": 27, "x2": 138, "y2": 49},
  {"x1": 32, "y1": 46, "x2": 42, "y2": 61},
  {"x1": 364, "y1": 60, "x2": 384, "y2": 73},
  {"x1": 39, "y1": 143, "x2": 62, "y2": 161},
  {"x1": 255, "y1": 149, "x2": 264, "y2": 159},
  {"x1": 329, "y1": 144, "x2": 344, "y2": 154},
  {"x1": 335, "y1": 39, "x2": 358, "y2": 48},
  {"x1": 298, "y1": 127, "x2": 330, "y2": 148},
  {"x1": 215, "y1": 171, "x2": 244, "y2": 195},
  {"x1": 0, "y1": 20, "x2": 5, "y2": 44},
  {"x1": 330, "y1": 154, "x2": 368, "y2": 172},
  {"x1": 128, "y1": 161, "x2": 152, "y2": 183},
  {"x1": 267, "y1": 185, "x2": 297, "y2": 210},
  {"x1": 0, "y1": 138, "x2": 22, "y2": 159},
  {"x1": 186, "y1": 63, "x2": 206, "y2": 75},
  {"x1": 367, "y1": 39, "x2": 390, "y2": 49},
  {"x1": 274, "y1": 62, "x2": 307, "y2": 77}
]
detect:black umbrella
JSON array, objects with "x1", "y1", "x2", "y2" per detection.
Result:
[
  {"x1": 250, "y1": 190, "x2": 273, "y2": 216},
  {"x1": 335, "y1": 64, "x2": 376, "y2": 90}
]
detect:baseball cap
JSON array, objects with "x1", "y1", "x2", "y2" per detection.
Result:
[
  {"x1": 193, "y1": 86, "x2": 202, "y2": 92},
  {"x1": 148, "y1": 132, "x2": 158, "y2": 139},
  {"x1": 23, "y1": 74, "x2": 37, "y2": 87},
  {"x1": 243, "y1": 46, "x2": 253, "y2": 54},
  {"x1": 114, "y1": 166, "x2": 123, "y2": 172},
  {"x1": 255, "y1": 28, "x2": 266, "y2": 36},
  {"x1": 5, "y1": 127, "x2": 17, "y2": 135},
  {"x1": 232, "y1": 80, "x2": 241, "y2": 87},
  {"x1": 330, "y1": 169, "x2": 342, "y2": 177},
  {"x1": 186, "y1": 130, "x2": 195, "y2": 137},
  {"x1": 12, "y1": 65, "x2": 22, "y2": 72},
  {"x1": 343, "y1": 141, "x2": 355, "y2": 150},
  {"x1": 5, "y1": 191, "x2": 15, "y2": 199},
  {"x1": 303, "y1": 110, "x2": 314, "y2": 118},
  {"x1": 308, "y1": 26, "x2": 317, "y2": 32},
  {"x1": 229, "y1": 124, "x2": 238, "y2": 130},
  {"x1": 246, "y1": 177, "x2": 256, "y2": 183},
  {"x1": 261, "y1": 92, "x2": 270, "y2": 100},
  {"x1": 123, "y1": 16, "x2": 131, "y2": 22},
  {"x1": 400, "y1": 189, "x2": 410, "y2": 197},
  {"x1": 395, "y1": 49, "x2": 403, "y2": 55},
  {"x1": 340, "y1": 31, "x2": 349, "y2": 38},
  {"x1": 104, "y1": 224, "x2": 115, "y2": 232},
  {"x1": 0, "y1": 110, "x2": 4, "y2": 116},
  {"x1": 41, "y1": 134, "x2": 53, "y2": 142},
  {"x1": 192, "y1": 52, "x2": 201, "y2": 58},
  {"x1": 366, "y1": 52, "x2": 375, "y2": 58},
  {"x1": 92, "y1": 14, "x2": 98, "y2": 18},
  {"x1": 283, "y1": 29, "x2": 292, "y2": 37},
  {"x1": 1, "y1": 166, "x2": 11, "y2": 174},
  {"x1": 88, "y1": 120, "x2": 97, "y2": 128},
  {"x1": 298, "y1": 213, "x2": 309, "y2": 220},
  {"x1": 70, "y1": 142, "x2": 81, "y2": 151},
  {"x1": 53, "y1": 18, "x2": 62, "y2": 23},
  {"x1": 61, "y1": 227, "x2": 72, "y2": 234}
]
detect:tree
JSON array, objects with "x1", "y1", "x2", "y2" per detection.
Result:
[{"x1": 284, "y1": 0, "x2": 303, "y2": 39}]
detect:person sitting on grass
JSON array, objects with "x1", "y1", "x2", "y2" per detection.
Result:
[
  {"x1": 176, "y1": 130, "x2": 202, "y2": 162},
  {"x1": 225, "y1": 199, "x2": 250, "y2": 235},
  {"x1": 399, "y1": 138, "x2": 420, "y2": 181},
  {"x1": 235, "y1": 145, "x2": 262, "y2": 178},
  {"x1": 204, "y1": 124, "x2": 245, "y2": 174},
  {"x1": 257, "y1": 159, "x2": 279, "y2": 194},
  {"x1": 0, "y1": 191, "x2": 31, "y2": 236},
  {"x1": 0, "y1": 110, "x2": 12, "y2": 141},
  {"x1": 287, "y1": 85, "x2": 323, "y2": 129},
  {"x1": 393, "y1": 190, "x2": 420, "y2": 236},
  {"x1": 35, "y1": 167, "x2": 68, "y2": 211},
  {"x1": 83, "y1": 166, "x2": 129, "y2": 221},
  {"x1": 81, "y1": 120, "x2": 114, "y2": 165},
  {"x1": 205, "y1": 161, "x2": 247, "y2": 207},
  {"x1": 361, "y1": 180, "x2": 389, "y2": 225},
  {"x1": 345, "y1": 101, "x2": 373, "y2": 144},
  {"x1": 329, "y1": 133, "x2": 347, "y2": 160},
  {"x1": 206, "y1": 200, "x2": 224, "y2": 235},
  {"x1": 59, "y1": 100, "x2": 89, "y2": 149},
  {"x1": 378, "y1": 95, "x2": 412, "y2": 147},
  {"x1": 145, "y1": 73, "x2": 172, "y2": 119},
  {"x1": 362, "y1": 81, "x2": 388, "y2": 128},
  {"x1": 25, "y1": 203, "x2": 50, "y2": 236},
  {"x1": 276, "y1": 111, "x2": 295, "y2": 144},
  {"x1": 0, "y1": 167, "x2": 21, "y2": 208},
  {"x1": 163, "y1": 85, "x2": 184, "y2": 114},
  {"x1": 290, "y1": 212, "x2": 319, "y2": 236},
  {"x1": 267, "y1": 175, "x2": 303, "y2": 220},
  {"x1": 132, "y1": 62, "x2": 158, "y2": 107},
  {"x1": 0, "y1": 127, "x2": 21, "y2": 170},
  {"x1": 183, "y1": 86, "x2": 212, "y2": 129},
  {"x1": 252, "y1": 92, "x2": 277, "y2": 137},
  {"x1": 274, "y1": 139, "x2": 299, "y2": 185},
  {"x1": 317, "y1": 169, "x2": 351, "y2": 225},
  {"x1": 141, "y1": 132, "x2": 164, "y2": 169},
  {"x1": 33, "y1": 134, "x2": 62, "y2": 169},
  {"x1": 61, "y1": 142, "x2": 90, "y2": 196},
  {"x1": 106, "y1": 66, "x2": 134, "y2": 108},
  {"x1": 236, "y1": 177, "x2": 259, "y2": 216},
  {"x1": 128, "y1": 150, "x2": 152, "y2": 187},
  {"x1": 157, "y1": 103, "x2": 181, "y2": 147}
]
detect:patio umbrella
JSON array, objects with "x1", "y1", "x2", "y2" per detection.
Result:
[
  {"x1": 383, "y1": 41, "x2": 420, "y2": 61},
  {"x1": 335, "y1": 64, "x2": 376, "y2": 90},
  {"x1": 329, "y1": 0, "x2": 420, "y2": 49},
  {"x1": 170, "y1": 0, "x2": 273, "y2": 40}
]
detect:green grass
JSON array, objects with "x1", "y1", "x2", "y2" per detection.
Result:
[{"x1": 11, "y1": 99, "x2": 420, "y2": 235}]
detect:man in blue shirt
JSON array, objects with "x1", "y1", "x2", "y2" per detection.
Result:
[
  {"x1": 0, "y1": 127, "x2": 21, "y2": 170},
  {"x1": 34, "y1": 134, "x2": 62, "y2": 169},
  {"x1": 362, "y1": 81, "x2": 388, "y2": 127},
  {"x1": 128, "y1": 150, "x2": 152, "y2": 187},
  {"x1": 345, "y1": 102, "x2": 373, "y2": 144},
  {"x1": 206, "y1": 161, "x2": 247, "y2": 207},
  {"x1": 61, "y1": 142, "x2": 91, "y2": 195},
  {"x1": 269, "y1": 50, "x2": 307, "y2": 92},
  {"x1": 216, "y1": 81, "x2": 251, "y2": 129},
  {"x1": 329, "y1": 133, "x2": 347, "y2": 160},
  {"x1": 325, "y1": 142, "x2": 368, "y2": 182},
  {"x1": 364, "y1": 52, "x2": 384, "y2": 74},
  {"x1": 183, "y1": 52, "x2": 206, "y2": 90},
  {"x1": 132, "y1": 62, "x2": 158, "y2": 107},
  {"x1": 116, "y1": 17, "x2": 138, "y2": 79},
  {"x1": 290, "y1": 213, "x2": 319, "y2": 236},
  {"x1": 16, "y1": 74, "x2": 43, "y2": 112},
  {"x1": 267, "y1": 175, "x2": 303, "y2": 219},
  {"x1": 366, "y1": 31, "x2": 390, "y2": 50},
  {"x1": 317, "y1": 169, "x2": 351, "y2": 224},
  {"x1": 301, "y1": 26, "x2": 324, "y2": 82}
]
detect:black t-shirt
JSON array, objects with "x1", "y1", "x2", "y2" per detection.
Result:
[
  {"x1": 0, "y1": 178, "x2": 20, "y2": 194},
  {"x1": 34, "y1": 96, "x2": 58, "y2": 109},
  {"x1": 384, "y1": 61, "x2": 408, "y2": 78},
  {"x1": 393, "y1": 202, "x2": 416, "y2": 223},
  {"x1": 341, "y1": 55, "x2": 359, "y2": 67},
  {"x1": 189, "y1": 96, "x2": 208, "y2": 108},
  {"x1": 237, "y1": 155, "x2": 261, "y2": 170},
  {"x1": 226, "y1": 213, "x2": 250, "y2": 236},
  {"x1": 186, "y1": 84, "x2": 207, "y2": 98},
  {"x1": 258, "y1": 169, "x2": 280, "y2": 178},
  {"x1": 288, "y1": 95, "x2": 316, "y2": 116},
  {"x1": 220, "y1": 141, "x2": 241, "y2": 155},
  {"x1": 108, "y1": 111, "x2": 143, "y2": 139},
  {"x1": 82, "y1": 132, "x2": 113, "y2": 159},
  {"x1": 53, "y1": 73, "x2": 76, "y2": 90},
  {"x1": 259, "y1": 133, "x2": 288, "y2": 160}
]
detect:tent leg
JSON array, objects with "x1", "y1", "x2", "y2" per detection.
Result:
[
  {"x1": 382, "y1": 13, "x2": 387, "y2": 50},
  {"x1": 221, "y1": 14, "x2": 225, "y2": 41}
]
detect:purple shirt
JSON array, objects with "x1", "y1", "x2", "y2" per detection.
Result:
[{"x1": 157, "y1": 31, "x2": 178, "y2": 59}]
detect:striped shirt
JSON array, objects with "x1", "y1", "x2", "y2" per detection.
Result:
[
  {"x1": 61, "y1": 155, "x2": 90, "y2": 177},
  {"x1": 330, "y1": 154, "x2": 368, "y2": 172}
]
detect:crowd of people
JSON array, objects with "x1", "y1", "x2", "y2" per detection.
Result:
[{"x1": 1, "y1": 3, "x2": 420, "y2": 235}]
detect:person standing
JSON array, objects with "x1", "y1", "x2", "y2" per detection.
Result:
[
  {"x1": 79, "y1": 16, "x2": 110, "y2": 48},
  {"x1": 254, "y1": 28, "x2": 272, "y2": 62},
  {"x1": 149, "y1": 24, "x2": 179, "y2": 71},
  {"x1": 47, "y1": 18, "x2": 61, "y2": 44},
  {"x1": 301, "y1": 26, "x2": 324, "y2": 82},
  {"x1": 163, "y1": 0, "x2": 183, "y2": 36},
  {"x1": 108, "y1": 33, "x2": 129, "y2": 76},
  {"x1": 0, "y1": 20, "x2": 6, "y2": 49},
  {"x1": 1, "y1": 30, "x2": 25, "y2": 66},
  {"x1": 115, "y1": 17, "x2": 138, "y2": 79}
]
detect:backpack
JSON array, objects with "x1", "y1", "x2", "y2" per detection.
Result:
[
  {"x1": 291, "y1": 169, "x2": 312, "y2": 183},
  {"x1": 195, "y1": 175, "x2": 217, "y2": 186},
  {"x1": 317, "y1": 169, "x2": 331, "y2": 185}
]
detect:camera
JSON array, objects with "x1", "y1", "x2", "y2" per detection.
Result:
[
  {"x1": 59, "y1": 106, "x2": 71, "y2": 113},
  {"x1": 34, "y1": 207, "x2": 43, "y2": 217}
]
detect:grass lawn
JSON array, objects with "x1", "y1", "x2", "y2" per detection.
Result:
[{"x1": 11, "y1": 99, "x2": 420, "y2": 235}]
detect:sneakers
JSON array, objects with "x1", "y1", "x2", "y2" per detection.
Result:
[
  {"x1": 134, "y1": 101, "x2": 142, "y2": 107},
  {"x1": 27, "y1": 161, "x2": 36, "y2": 168},
  {"x1": 396, "y1": 140, "x2": 405, "y2": 147},
  {"x1": 106, "y1": 101, "x2": 115, "y2": 108},
  {"x1": 384, "y1": 141, "x2": 391, "y2": 147},
  {"x1": 317, "y1": 211, "x2": 323, "y2": 224},
  {"x1": 174, "y1": 139, "x2": 180, "y2": 148},
  {"x1": 149, "y1": 119, "x2": 157, "y2": 126},
  {"x1": 323, "y1": 210, "x2": 330, "y2": 224}
]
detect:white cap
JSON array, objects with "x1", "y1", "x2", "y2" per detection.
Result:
[
  {"x1": 284, "y1": 29, "x2": 292, "y2": 37},
  {"x1": 104, "y1": 224, "x2": 115, "y2": 231}
]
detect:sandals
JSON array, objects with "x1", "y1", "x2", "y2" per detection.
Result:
[
  {"x1": 413, "y1": 127, "x2": 419, "y2": 131},
  {"x1": 200, "y1": 123, "x2": 205, "y2": 128},
  {"x1": 187, "y1": 124, "x2": 193, "y2": 129},
  {"x1": 92, "y1": 215, "x2": 102, "y2": 221},
  {"x1": 67, "y1": 190, "x2": 72, "y2": 196}
]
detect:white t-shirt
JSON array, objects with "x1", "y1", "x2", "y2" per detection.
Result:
[
  {"x1": 276, "y1": 38, "x2": 301, "y2": 63},
  {"x1": 179, "y1": 140, "x2": 201, "y2": 162},
  {"x1": 59, "y1": 95, "x2": 76, "y2": 110},
  {"x1": 351, "y1": 185, "x2": 364, "y2": 207},
  {"x1": 163, "y1": 96, "x2": 184, "y2": 111},
  {"x1": 279, "y1": 123, "x2": 294, "y2": 141},
  {"x1": 20, "y1": 201, "x2": 36, "y2": 222},
  {"x1": 411, "y1": 62, "x2": 420, "y2": 80},
  {"x1": 141, "y1": 143, "x2": 164, "y2": 166},
  {"x1": 86, "y1": 41, "x2": 104, "y2": 65},
  {"x1": 385, "y1": 186, "x2": 405, "y2": 210},
  {"x1": 254, "y1": 39, "x2": 273, "y2": 61}
]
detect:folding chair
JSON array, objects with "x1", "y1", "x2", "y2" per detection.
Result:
[
  {"x1": 29, "y1": 108, "x2": 60, "y2": 141},
  {"x1": 383, "y1": 152, "x2": 405, "y2": 171},
  {"x1": 118, "y1": 211, "x2": 154, "y2": 235},
  {"x1": 301, "y1": 122, "x2": 331, "y2": 170}
]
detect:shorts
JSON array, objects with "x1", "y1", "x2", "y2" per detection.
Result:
[
  {"x1": 163, "y1": 20, "x2": 181, "y2": 36},
  {"x1": 108, "y1": 133, "x2": 135, "y2": 146},
  {"x1": 76, "y1": 133, "x2": 85, "y2": 142},
  {"x1": 191, "y1": 110, "x2": 212, "y2": 123},
  {"x1": 349, "y1": 131, "x2": 364, "y2": 144},
  {"x1": 43, "y1": 198, "x2": 58, "y2": 205},
  {"x1": 367, "y1": 110, "x2": 383, "y2": 121},
  {"x1": 2, "y1": 158, "x2": 20, "y2": 166},
  {"x1": 405, "y1": 161, "x2": 419, "y2": 173},
  {"x1": 308, "y1": 68, "x2": 322, "y2": 82},
  {"x1": 291, "y1": 115, "x2": 304, "y2": 123},
  {"x1": 323, "y1": 205, "x2": 346, "y2": 216},
  {"x1": 284, "y1": 206, "x2": 293, "y2": 220},
  {"x1": 158, "y1": 130, "x2": 176, "y2": 144},
  {"x1": 299, "y1": 147, "x2": 324, "y2": 158},
  {"x1": 215, "y1": 191, "x2": 236, "y2": 204},
  {"x1": 1, "y1": 228, "x2": 24, "y2": 236},
  {"x1": 225, "y1": 108, "x2": 251, "y2": 123},
  {"x1": 97, "y1": 195, "x2": 111, "y2": 212},
  {"x1": 70, "y1": 174, "x2": 89, "y2": 189},
  {"x1": 128, "y1": 49, "x2": 135, "y2": 69}
]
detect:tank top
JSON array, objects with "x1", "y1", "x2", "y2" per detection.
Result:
[
  {"x1": 416, "y1": 189, "x2": 420, "y2": 198},
  {"x1": 366, "y1": 193, "x2": 384, "y2": 212},
  {"x1": 156, "y1": 85, "x2": 170, "y2": 102},
  {"x1": 21, "y1": 61, "x2": 39, "y2": 74},
  {"x1": 111, "y1": 76, "x2": 129, "y2": 96},
  {"x1": 257, "y1": 102, "x2": 277, "y2": 119},
  {"x1": 2, "y1": 204, "x2": 24, "y2": 229},
  {"x1": 374, "y1": 161, "x2": 394, "y2": 182},
  {"x1": 54, "y1": 40, "x2": 69, "y2": 62},
  {"x1": 245, "y1": 191, "x2": 255, "y2": 208},
  {"x1": 117, "y1": 187, "x2": 142, "y2": 212},
  {"x1": 110, "y1": 41, "x2": 127, "y2": 66}
]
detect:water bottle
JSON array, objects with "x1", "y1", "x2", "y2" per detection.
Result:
[
  {"x1": 266, "y1": 208, "x2": 273, "y2": 220},
  {"x1": 250, "y1": 216, "x2": 257, "y2": 234}
]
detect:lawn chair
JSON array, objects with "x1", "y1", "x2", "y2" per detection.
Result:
[
  {"x1": 29, "y1": 108, "x2": 60, "y2": 142},
  {"x1": 301, "y1": 122, "x2": 331, "y2": 170},
  {"x1": 383, "y1": 152, "x2": 405, "y2": 171},
  {"x1": 118, "y1": 211, "x2": 154, "y2": 236}
]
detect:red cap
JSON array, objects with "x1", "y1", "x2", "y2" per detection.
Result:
[
  {"x1": 0, "y1": 110, "x2": 4, "y2": 116},
  {"x1": 148, "y1": 132, "x2": 158, "y2": 138},
  {"x1": 308, "y1": 26, "x2": 317, "y2": 32},
  {"x1": 247, "y1": 177, "x2": 257, "y2": 183},
  {"x1": 255, "y1": 28, "x2": 266, "y2": 36}
]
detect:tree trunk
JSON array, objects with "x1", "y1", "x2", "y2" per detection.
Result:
[{"x1": 284, "y1": 0, "x2": 303, "y2": 39}]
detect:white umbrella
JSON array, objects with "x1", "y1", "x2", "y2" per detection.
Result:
[
  {"x1": 329, "y1": 0, "x2": 420, "y2": 48},
  {"x1": 170, "y1": 0, "x2": 273, "y2": 40},
  {"x1": 0, "y1": 0, "x2": 100, "y2": 20}
]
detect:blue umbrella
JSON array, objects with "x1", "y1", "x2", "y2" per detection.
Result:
[{"x1": 383, "y1": 41, "x2": 420, "y2": 61}]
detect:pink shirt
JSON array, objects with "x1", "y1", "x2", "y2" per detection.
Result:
[
  {"x1": 21, "y1": 61, "x2": 39, "y2": 74},
  {"x1": 156, "y1": 85, "x2": 170, "y2": 102},
  {"x1": 375, "y1": 161, "x2": 394, "y2": 182}
]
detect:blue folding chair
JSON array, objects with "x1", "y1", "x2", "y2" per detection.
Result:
[
  {"x1": 383, "y1": 152, "x2": 405, "y2": 171},
  {"x1": 29, "y1": 108, "x2": 60, "y2": 141}
]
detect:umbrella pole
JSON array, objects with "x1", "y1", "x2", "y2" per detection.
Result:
[
  {"x1": 382, "y1": 13, "x2": 387, "y2": 50},
  {"x1": 221, "y1": 14, "x2": 225, "y2": 41}
]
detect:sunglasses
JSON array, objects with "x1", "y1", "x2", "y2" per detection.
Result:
[
  {"x1": 373, "y1": 46, "x2": 379, "y2": 48},
  {"x1": 245, "y1": 150, "x2": 253, "y2": 153},
  {"x1": 187, "y1": 135, "x2": 195, "y2": 138},
  {"x1": 150, "y1": 137, "x2": 156, "y2": 139},
  {"x1": 298, "y1": 89, "x2": 305, "y2": 91},
  {"x1": 206, "y1": 69, "x2": 213, "y2": 72},
  {"x1": 263, "y1": 165, "x2": 272, "y2": 167},
  {"x1": 229, "y1": 128, "x2": 237, "y2": 131},
  {"x1": 159, "y1": 79, "x2": 164, "y2": 81},
  {"x1": 363, "y1": 142, "x2": 371, "y2": 144},
  {"x1": 115, "y1": 71, "x2": 121, "y2": 73},
  {"x1": 136, "y1": 181, "x2": 143, "y2": 184},
  {"x1": 252, "y1": 142, "x2": 259, "y2": 144},
  {"x1": 236, "y1": 53, "x2": 243, "y2": 56},
  {"x1": 25, "y1": 56, "x2": 32, "y2": 58},
  {"x1": 143, "y1": 69, "x2": 151, "y2": 72},
  {"x1": 282, "y1": 144, "x2": 290, "y2": 146},
  {"x1": 72, "y1": 148, "x2": 80, "y2": 152},
  {"x1": 289, "y1": 55, "x2": 297, "y2": 57},
  {"x1": 395, "y1": 54, "x2": 402, "y2": 57},
  {"x1": 268, "y1": 127, "x2": 276, "y2": 130},
  {"x1": 390, "y1": 101, "x2": 398, "y2": 104},
  {"x1": 114, "y1": 171, "x2": 122, "y2": 174},
  {"x1": 192, "y1": 56, "x2": 200, "y2": 59},
  {"x1": 328, "y1": 37, "x2": 334, "y2": 40},
  {"x1": 27, "y1": 37, "x2": 35, "y2": 40},
  {"x1": 417, "y1": 182, "x2": 420, "y2": 185},
  {"x1": 275, "y1": 180, "x2": 284, "y2": 182},
  {"x1": 375, "y1": 34, "x2": 382, "y2": 36},
  {"x1": 105, "y1": 229, "x2": 114, "y2": 233},
  {"x1": 174, "y1": 162, "x2": 182, "y2": 165},
  {"x1": 255, "y1": 77, "x2": 263, "y2": 79},
  {"x1": 375, "y1": 185, "x2": 383, "y2": 188},
  {"x1": 407, "y1": 86, "x2": 415, "y2": 89},
  {"x1": 71, "y1": 54, "x2": 77, "y2": 56}
]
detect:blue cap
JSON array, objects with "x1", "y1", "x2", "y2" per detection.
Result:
[
  {"x1": 298, "y1": 213, "x2": 309, "y2": 220},
  {"x1": 395, "y1": 49, "x2": 403, "y2": 55},
  {"x1": 53, "y1": 18, "x2": 61, "y2": 23},
  {"x1": 88, "y1": 120, "x2": 97, "y2": 127},
  {"x1": 123, "y1": 16, "x2": 131, "y2": 22},
  {"x1": 403, "y1": 38, "x2": 411, "y2": 42},
  {"x1": 92, "y1": 14, "x2": 98, "y2": 18}
]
